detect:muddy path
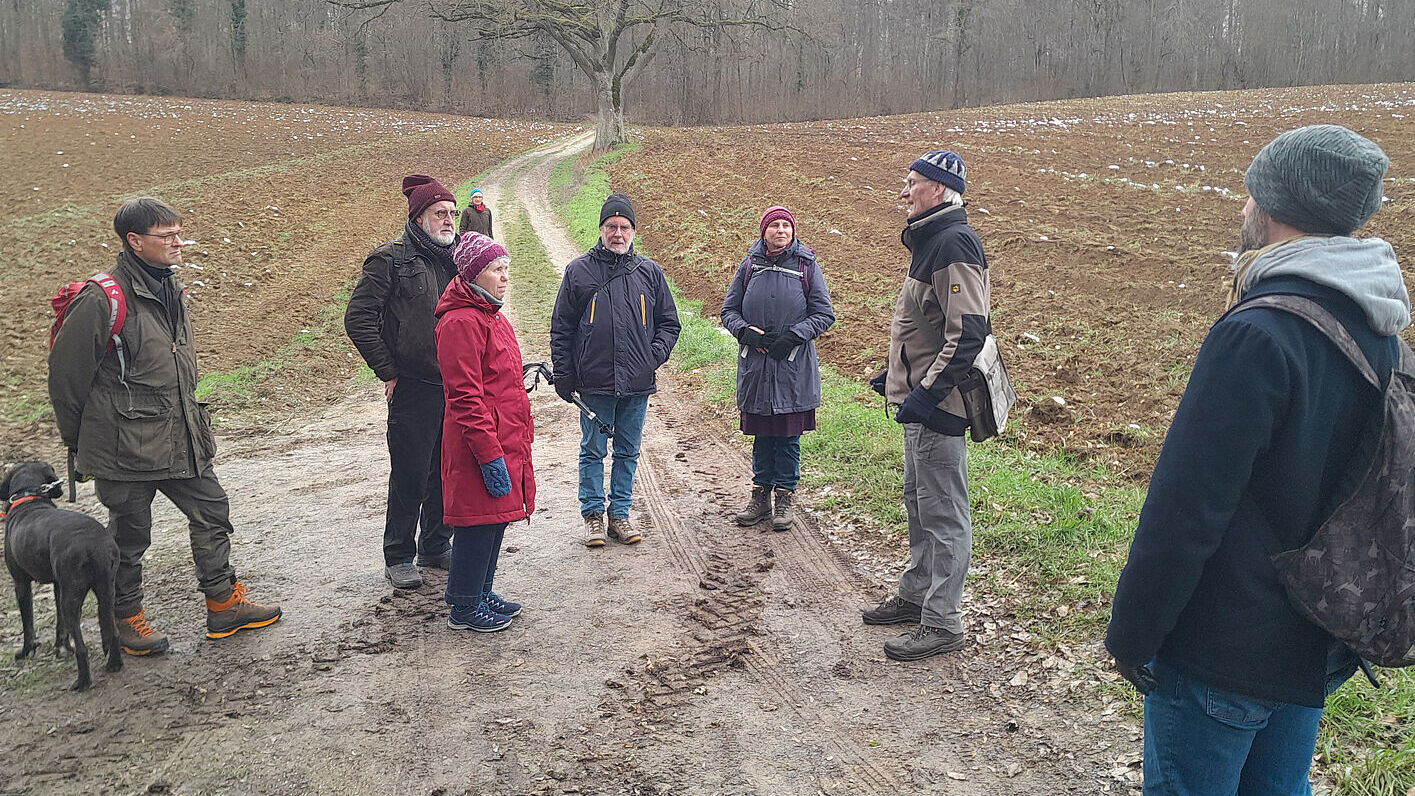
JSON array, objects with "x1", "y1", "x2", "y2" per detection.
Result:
[{"x1": 0, "y1": 140, "x2": 1136, "y2": 795}]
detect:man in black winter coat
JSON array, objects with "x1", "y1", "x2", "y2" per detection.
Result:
[
  {"x1": 344, "y1": 175, "x2": 460, "y2": 590},
  {"x1": 1106, "y1": 125, "x2": 1409, "y2": 794},
  {"x1": 549, "y1": 194, "x2": 680, "y2": 548}
]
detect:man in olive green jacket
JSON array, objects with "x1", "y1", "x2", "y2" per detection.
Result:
[{"x1": 48, "y1": 197, "x2": 281, "y2": 656}]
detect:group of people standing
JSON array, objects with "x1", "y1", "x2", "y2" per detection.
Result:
[{"x1": 31, "y1": 123, "x2": 1407, "y2": 796}]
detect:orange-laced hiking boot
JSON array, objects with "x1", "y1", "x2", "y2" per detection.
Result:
[
  {"x1": 205, "y1": 581, "x2": 282, "y2": 639},
  {"x1": 116, "y1": 609, "x2": 171, "y2": 656}
]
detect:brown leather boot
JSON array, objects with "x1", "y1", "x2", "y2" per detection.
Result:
[
  {"x1": 205, "y1": 581, "x2": 281, "y2": 639},
  {"x1": 116, "y1": 609, "x2": 170, "y2": 656},
  {"x1": 734, "y1": 486, "x2": 772, "y2": 526},
  {"x1": 771, "y1": 487, "x2": 795, "y2": 532}
]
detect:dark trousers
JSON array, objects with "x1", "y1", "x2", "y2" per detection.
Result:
[
  {"x1": 384, "y1": 378, "x2": 452, "y2": 566},
  {"x1": 751, "y1": 435, "x2": 801, "y2": 491},
  {"x1": 445, "y1": 523, "x2": 508, "y2": 607},
  {"x1": 93, "y1": 466, "x2": 237, "y2": 617}
]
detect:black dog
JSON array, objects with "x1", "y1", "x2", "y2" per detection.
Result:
[{"x1": 2, "y1": 461, "x2": 122, "y2": 691}]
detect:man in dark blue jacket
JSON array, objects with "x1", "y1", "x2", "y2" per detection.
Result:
[
  {"x1": 550, "y1": 194, "x2": 681, "y2": 547},
  {"x1": 1106, "y1": 125, "x2": 1409, "y2": 794}
]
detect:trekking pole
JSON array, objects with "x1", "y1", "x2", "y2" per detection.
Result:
[
  {"x1": 522, "y1": 362, "x2": 614, "y2": 438},
  {"x1": 66, "y1": 449, "x2": 77, "y2": 503}
]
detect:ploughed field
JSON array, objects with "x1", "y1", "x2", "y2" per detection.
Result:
[
  {"x1": 609, "y1": 84, "x2": 1415, "y2": 477},
  {"x1": 0, "y1": 90, "x2": 574, "y2": 453}
]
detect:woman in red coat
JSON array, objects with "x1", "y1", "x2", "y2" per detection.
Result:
[{"x1": 435, "y1": 232, "x2": 535, "y2": 633}]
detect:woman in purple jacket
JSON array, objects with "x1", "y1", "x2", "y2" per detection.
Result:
[{"x1": 719, "y1": 206, "x2": 835, "y2": 531}]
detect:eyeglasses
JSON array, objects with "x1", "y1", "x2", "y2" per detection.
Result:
[
  {"x1": 136, "y1": 230, "x2": 185, "y2": 245},
  {"x1": 429, "y1": 209, "x2": 460, "y2": 220},
  {"x1": 902, "y1": 177, "x2": 933, "y2": 189},
  {"x1": 601, "y1": 223, "x2": 633, "y2": 233}
]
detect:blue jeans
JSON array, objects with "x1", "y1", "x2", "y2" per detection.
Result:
[
  {"x1": 1142, "y1": 659, "x2": 1328, "y2": 795},
  {"x1": 576, "y1": 394, "x2": 648, "y2": 519},
  {"x1": 444, "y1": 523, "x2": 507, "y2": 607},
  {"x1": 751, "y1": 435, "x2": 800, "y2": 491}
]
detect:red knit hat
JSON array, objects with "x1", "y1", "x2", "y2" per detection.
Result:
[
  {"x1": 759, "y1": 205, "x2": 796, "y2": 237},
  {"x1": 402, "y1": 174, "x2": 455, "y2": 220},
  {"x1": 453, "y1": 232, "x2": 509, "y2": 283}
]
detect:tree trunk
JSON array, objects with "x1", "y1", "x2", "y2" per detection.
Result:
[{"x1": 593, "y1": 71, "x2": 624, "y2": 150}]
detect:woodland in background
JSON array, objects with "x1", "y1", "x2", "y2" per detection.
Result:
[{"x1": 1, "y1": 0, "x2": 1413, "y2": 125}]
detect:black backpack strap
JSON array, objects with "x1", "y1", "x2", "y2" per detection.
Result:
[{"x1": 1231, "y1": 294, "x2": 1382, "y2": 390}]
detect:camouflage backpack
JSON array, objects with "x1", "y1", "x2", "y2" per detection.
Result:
[{"x1": 1235, "y1": 294, "x2": 1415, "y2": 668}]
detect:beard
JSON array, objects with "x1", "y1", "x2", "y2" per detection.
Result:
[
  {"x1": 1238, "y1": 208, "x2": 1270, "y2": 254},
  {"x1": 418, "y1": 219, "x2": 455, "y2": 247}
]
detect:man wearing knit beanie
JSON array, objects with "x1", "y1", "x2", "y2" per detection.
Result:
[
  {"x1": 344, "y1": 174, "x2": 462, "y2": 590},
  {"x1": 549, "y1": 192, "x2": 680, "y2": 548},
  {"x1": 1107, "y1": 124, "x2": 1410, "y2": 794},
  {"x1": 863, "y1": 149, "x2": 991, "y2": 663}
]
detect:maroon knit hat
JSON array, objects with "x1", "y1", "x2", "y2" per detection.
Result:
[
  {"x1": 759, "y1": 206, "x2": 796, "y2": 237},
  {"x1": 402, "y1": 174, "x2": 455, "y2": 221},
  {"x1": 453, "y1": 232, "x2": 509, "y2": 283}
]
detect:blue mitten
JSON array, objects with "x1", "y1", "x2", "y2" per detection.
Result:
[{"x1": 480, "y1": 457, "x2": 512, "y2": 498}]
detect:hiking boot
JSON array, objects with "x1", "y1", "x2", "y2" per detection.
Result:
[
  {"x1": 883, "y1": 624, "x2": 966, "y2": 661},
  {"x1": 116, "y1": 609, "x2": 170, "y2": 656},
  {"x1": 206, "y1": 582, "x2": 282, "y2": 640},
  {"x1": 607, "y1": 516, "x2": 643, "y2": 545},
  {"x1": 770, "y1": 487, "x2": 795, "y2": 532},
  {"x1": 862, "y1": 595, "x2": 923, "y2": 626},
  {"x1": 484, "y1": 591, "x2": 522, "y2": 617},
  {"x1": 385, "y1": 562, "x2": 423, "y2": 589},
  {"x1": 583, "y1": 513, "x2": 607, "y2": 548},
  {"x1": 734, "y1": 485, "x2": 772, "y2": 526},
  {"x1": 448, "y1": 598, "x2": 513, "y2": 633},
  {"x1": 416, "y1": 550, "x2": 452, "y2": 570}
]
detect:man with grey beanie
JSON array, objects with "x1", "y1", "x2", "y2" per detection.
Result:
[{"x1": 1106, "y1": 124, "x2": 1410, "y2": 793}]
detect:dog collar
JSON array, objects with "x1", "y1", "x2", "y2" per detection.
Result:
[{"x1": 0, "y1": 494, "x2": 44, "y2": 518}]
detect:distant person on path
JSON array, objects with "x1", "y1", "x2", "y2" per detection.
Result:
[
  {"x1": 1106, "y1": 126, "x2": 1408, "y2": 794},
  {"x1": 434, "y1": 233, "x2": 533, "y2": 633},
  {"x1": 549, "y1": 193, "x2": 681, "y2": 548},
  {"x1": 345, "y1": 174, "x2": 459, "y2": 590},
  {"x1": 862, "y1": 151, "x2": 991, "y2": 662},
  {"x1": 720, "y1": 206, "x2": 835, "y2": 531},
  {"x1": 459, "y1": 189, "x2": 493, "y2": 238},
  {"x1": 48, "y1": 197, "x2": 281, "y2": 655}
]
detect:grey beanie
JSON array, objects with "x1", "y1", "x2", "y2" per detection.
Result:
[{"x1": 1243, "y1": 124, "x2": 1388, "y2": 236}]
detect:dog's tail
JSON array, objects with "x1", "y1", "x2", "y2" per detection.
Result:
[{"x1": 92, "y1": 545, "x2": 123, "y2": 674}]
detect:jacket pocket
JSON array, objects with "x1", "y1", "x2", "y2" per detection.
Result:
[
  {"x1": 396, "y1": 268, "x2": 429, "y2": 298},
  {"x1": 115, "y1": 398, "x2": 175, "y2": 472}
]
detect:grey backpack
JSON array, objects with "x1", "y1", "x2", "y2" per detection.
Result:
[{"x1": 1235, "y1": 295, "x2": 1415, "y2": 668}]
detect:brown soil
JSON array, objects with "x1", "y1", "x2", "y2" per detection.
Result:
[{"x1": 609, "y1": 83, "x2": 1415, "y2": 478}]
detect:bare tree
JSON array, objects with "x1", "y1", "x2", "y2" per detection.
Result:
[{"x1": 328, "y1": 0, "x2": 788, "y2": 149}]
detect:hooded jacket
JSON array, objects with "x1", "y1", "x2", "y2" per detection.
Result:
[
  {"x1": 434, "y1": 277, "x2": 535, "y2": 527},
  {"x1": 345, "y1": 227, "x2": 457, "y2": 384},
  {"x1": 549, "y1": 242, "x2": 681, "y2": 396},
  {"x1": 459, "y1": 204, "x2": 493, "y2": 238},
  {"x1": 1106, "y1": 236, "x2": 1411, "y2": 707},
  {"x1": 720, "y1": 238, "x2": 836, "y2": 415},
  {"x1": 885, "y1": 203, "x2": 991, "y2": 435},
  {"x1": 48, "y1": 251, "x2": 216, "y2": 481}
]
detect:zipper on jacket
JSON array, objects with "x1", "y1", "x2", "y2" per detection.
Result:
[
  {"x1": 640, "y1": 294, "x2": 646, "y2": 326},
  {"x1": 589, "y1": 296, "x2": 596, "y2": 324}
]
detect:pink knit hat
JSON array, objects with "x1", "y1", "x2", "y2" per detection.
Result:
[
  {"x1": 759, "y1": 205, "x2": 796, "y2": 237},
  {"x1": 453, "y1": 232, "x2": 508, "y2": 283}
]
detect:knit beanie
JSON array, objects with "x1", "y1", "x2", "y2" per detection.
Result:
[
  {"x1": 759, "y1": 206, "x2": 796, "y2": 237},
  {"x1": 909, "y1": 150, "x2": 967, "y2": 194},
  {"x1": 600, "y1": 193, "x2": 636, "y2": 228},
  {"x1": 470, "y1": 189, "x2": 484, "y2": 204},
  {"x1": 402, "y1": 174, "x2": 455, "y2": 221},
  {"x1": 453, "y1": 232, "x2": 508, "y2": 283},
  {"x1": 1244, "y1": 125, "x2": 1388, "y2": 236}
]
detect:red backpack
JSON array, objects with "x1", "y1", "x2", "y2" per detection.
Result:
[{"x1": 50, "y1": 273, "x2": 129, "y2": 377}]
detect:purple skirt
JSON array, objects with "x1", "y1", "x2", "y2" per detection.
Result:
[{"x1": 740, "y1": 410, "x2": 816, "y2": 437}]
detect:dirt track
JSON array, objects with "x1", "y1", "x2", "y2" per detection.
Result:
[{"x1": 0, "y1": 126, "x2": 1134, "y2": 795}]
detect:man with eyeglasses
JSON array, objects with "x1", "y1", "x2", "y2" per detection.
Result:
[
  {"x1": 550, "y1": 193, "x2": 681, "y2": 548},
  {"x1": 49, "y1": 197, "x2": 282, "y2": 656},
  {"x1": 345, "y1": 174, "x2": 460, "y2": 589}
]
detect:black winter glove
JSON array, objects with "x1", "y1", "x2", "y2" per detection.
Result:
[
  {"x1": 738, "y1": 326, "x2": 769, "y2": 349},
  {"x1": 1115, "y1": 660, "x2": 1157, "y2": 696},
  {"x1": 553, "y1": 376, "x2": 577, "y2": 404},
  {"x1": 869, "y1": 370, "x2": 888, "y2": 397},
  {"x1": 893, "y1": 387, "x2": 938, "y2": 425},
  {"x1": 767, "y1": 331, "x2": 805, "y2": 360}
]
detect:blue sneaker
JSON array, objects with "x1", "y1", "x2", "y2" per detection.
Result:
[
  {"x1": 484, "y1": 591, "x2": 522, "y2": 617},
  {"x1": 447, "y1": 598, "x2": 512, "y2": 633}
]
